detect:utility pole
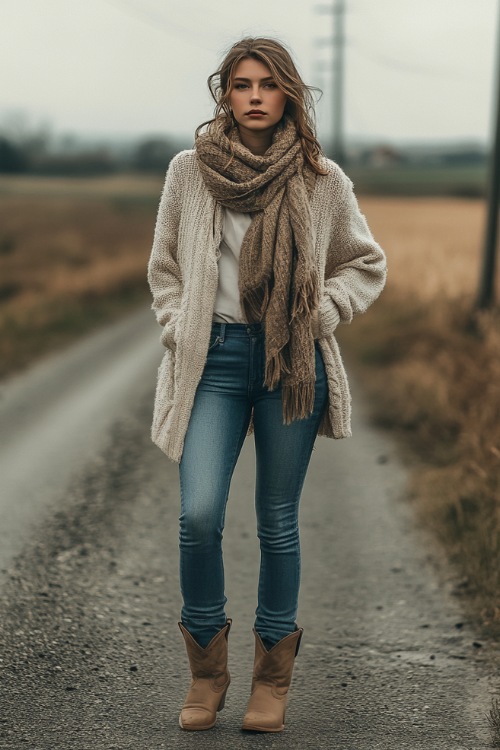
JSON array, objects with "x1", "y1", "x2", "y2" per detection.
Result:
[
  {"x1": 476, "y1": 3, "x2": 500, "y2": 310},
  {"x1": 332, "y1": 0, "x2": 346, "y2": 166},
  {"x1": 314, "y1": 0, "x2": 346, "y2": 166}
]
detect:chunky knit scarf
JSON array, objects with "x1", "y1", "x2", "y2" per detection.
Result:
[{"x1": 196, "y1": 114, "x2": 319, "y2": 424}]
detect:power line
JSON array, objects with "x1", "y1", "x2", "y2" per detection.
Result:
[
  {"x1": 349, "y1": 39, "x2": 461, "y2": 78},
  {"x1": 101, "y1": 0, "x2": 216, "y2": 51}
]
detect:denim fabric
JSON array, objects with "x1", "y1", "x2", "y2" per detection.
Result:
[{"x1": 179, "y1": 322, "x2": 328, "y2": 648}]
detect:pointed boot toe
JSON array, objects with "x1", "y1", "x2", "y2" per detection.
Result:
[
  {"x1": 179, "y1": 706, "x2": 216, "y2": 731},
  {"x1": 242, "y1": 706, "x2": 285, "y2": 733}
]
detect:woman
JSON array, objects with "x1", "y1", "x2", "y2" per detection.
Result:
[{"x1": 147, "y1": 37, "x2": 386, "y2": 733}]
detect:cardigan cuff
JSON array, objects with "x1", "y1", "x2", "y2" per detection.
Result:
[
  {"x1": 318, "y1": 295, "x2": 341, "y2": 338},
  {"x1": 160, "y1": 313, "x2": 179, "y2": 350}
]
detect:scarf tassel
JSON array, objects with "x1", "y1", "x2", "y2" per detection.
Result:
[
  {"x1": 290, "y1": 276, "x2": 319, "y2": 322},
  {"x1": 265, "y1": 349, "x2": 291, "y2": 392},
  {"x1": 242, "y1": 281, "x2": 271, "y2": 324},
  {"x1": 281, "y1": 380, "x2": 316, "y2": 424}
]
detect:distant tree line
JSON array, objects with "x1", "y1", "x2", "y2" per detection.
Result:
[
  {"x1": 0, "y1": 117, "x2": 487, "y2": 176},
  {"x1": 0, "y1": 128, "x2": 190, "y2": 176}
]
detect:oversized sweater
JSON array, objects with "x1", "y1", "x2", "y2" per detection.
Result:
[{"x1": 147, "y1": 149, "x2": 387, "y2": 463}]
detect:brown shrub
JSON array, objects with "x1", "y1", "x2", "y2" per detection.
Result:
[{"x1": 343, "y1": 195, "x2": 500, "y2": 632}]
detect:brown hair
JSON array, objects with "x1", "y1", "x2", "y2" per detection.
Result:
[{"x1": 195, "y1": 37, "x2": 328, "y2": 175}]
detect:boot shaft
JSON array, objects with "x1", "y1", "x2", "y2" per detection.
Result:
[
  {"x1": 178, "y1": 620, "x2": 232, "y2": 731},
  {"x1": 179, "y1": 619, "x2": 232, "y2": 679},
  {"x1": 242, "y1": 627, "x2": 304, "y2": 732},
  {"x1": 251, "y1": 628, "x2": 303, "y2": 690}
]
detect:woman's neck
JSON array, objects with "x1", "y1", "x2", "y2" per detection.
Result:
[{"x1": 237, "y1": 126, "x2": 274, "y2": 156}]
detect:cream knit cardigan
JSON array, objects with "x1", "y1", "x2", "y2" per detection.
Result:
[{"x1": 147, "y1": 149, "x2": 387, "y2": 463}]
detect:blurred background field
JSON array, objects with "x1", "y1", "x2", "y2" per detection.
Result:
[
  {"x1": 0, "y1": 169, "x2": 491, "y2": 378},
  {"x1": 0, "y1": 174, "x2": 162, "y2": 378}
]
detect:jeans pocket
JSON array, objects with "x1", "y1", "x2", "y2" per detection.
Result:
[{"x1": 207, "y1": 334, "x2": 221, "y2": 352}]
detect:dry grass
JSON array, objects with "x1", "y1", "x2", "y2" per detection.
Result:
[
  {"x1": 0, "y1": 175, "x2": 163, "y2": 377},
  {"x1": 0, "y1": 172, "x2": 163, "y2": 198},
  {"x1": 359, "y1": 196, "x2": 488, "y2": 300},
  {"x1": 342, "y1": 195, "x2": 500, "y2": 635},
  {"x1": 488, "y1": 698, "x2": 500, "y2": 747}
]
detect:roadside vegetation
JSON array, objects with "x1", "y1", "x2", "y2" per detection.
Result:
[{"x1": 339, "y1": 195, "x2": 500, "y2": 636}]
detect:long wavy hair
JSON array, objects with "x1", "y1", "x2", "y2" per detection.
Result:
[{"x1": 195, "y1": 37, "x2": 328, "y2": 176}]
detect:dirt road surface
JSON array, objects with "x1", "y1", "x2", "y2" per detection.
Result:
[{"x1": 0, "y1": 307, "x2": 497, "y2": 749}]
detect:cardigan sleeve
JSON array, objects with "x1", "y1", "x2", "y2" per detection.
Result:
[
  {"x1": 318, "y1": 174, "x2": 387, "y2": 338},
  {"x1": 147, "y1": 154, "x2": 184, "y2": 349}
]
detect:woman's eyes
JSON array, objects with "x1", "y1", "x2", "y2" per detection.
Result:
[{"x1": 233, "y1": 83, "x2": 277, "y2": 90}]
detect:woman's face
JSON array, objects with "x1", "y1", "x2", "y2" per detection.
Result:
[{"x1": 229, "y1": 57, "x2": 287, "y2": 136}]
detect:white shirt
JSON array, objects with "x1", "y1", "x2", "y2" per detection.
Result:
[{"x1": 212, "y1": 207, "x2": 252, "y2": 324}]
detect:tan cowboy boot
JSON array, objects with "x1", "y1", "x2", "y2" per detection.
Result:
[
  {"x1": 178, "y1": 619, "x2": 231, "y2": 731},
  {"x1": 241, "y1": 627, "x2": 303, "y2": 732}
]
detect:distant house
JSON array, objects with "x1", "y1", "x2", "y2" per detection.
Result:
[{"x1": 368, "y1": 145, "x2": 405, "y2": 167}]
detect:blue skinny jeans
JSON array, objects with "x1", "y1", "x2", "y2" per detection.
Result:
[{"x1": 179, "y1": 322, "x2": 328, "y2": 648}]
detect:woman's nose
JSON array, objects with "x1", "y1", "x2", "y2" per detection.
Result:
[{"x1": 250, "y1": 88, "x2": 262, "y2": 102}]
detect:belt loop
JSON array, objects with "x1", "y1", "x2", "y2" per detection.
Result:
[{"x1": 219, "y1": 323, "x2": 226, "y2": 343}]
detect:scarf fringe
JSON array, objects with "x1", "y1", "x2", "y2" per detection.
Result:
[
  {"x1": 290, "y1": 277, "x2": 319, "y2": 322},
  {"x1": 265, "y1": 349, "x2": 291, "y2": 391},
  {"x1": 281, "y1": 380, "x2": 316, "y2": 424},
  {"x1": 242, "y1": 281, "x2": 270, "y2": 324}
]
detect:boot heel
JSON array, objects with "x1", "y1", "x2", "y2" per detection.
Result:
[{"x1": 218, "y1": 687, "x2": 228, "y2": 711}]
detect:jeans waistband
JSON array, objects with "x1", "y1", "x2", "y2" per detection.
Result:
[{"x1": 211, "y1": 321, "x2": 264, "y2": 339}]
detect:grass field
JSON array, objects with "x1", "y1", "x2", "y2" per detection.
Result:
[{"x1": 0, "y1": 174, "x2": 163, "y2": 377}]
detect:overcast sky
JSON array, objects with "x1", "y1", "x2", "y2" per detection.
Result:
[{"x1": 1, "y1": 0, "x2": 499, "y2": 145}]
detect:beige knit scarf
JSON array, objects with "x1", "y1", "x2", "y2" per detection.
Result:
[{"x1": 196, "y1": 114, "x2": 320, "y2": 424}]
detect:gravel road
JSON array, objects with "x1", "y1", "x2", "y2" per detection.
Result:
[{"x1": 0, "y1": 307, "x2": 497, "y2": 750}]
